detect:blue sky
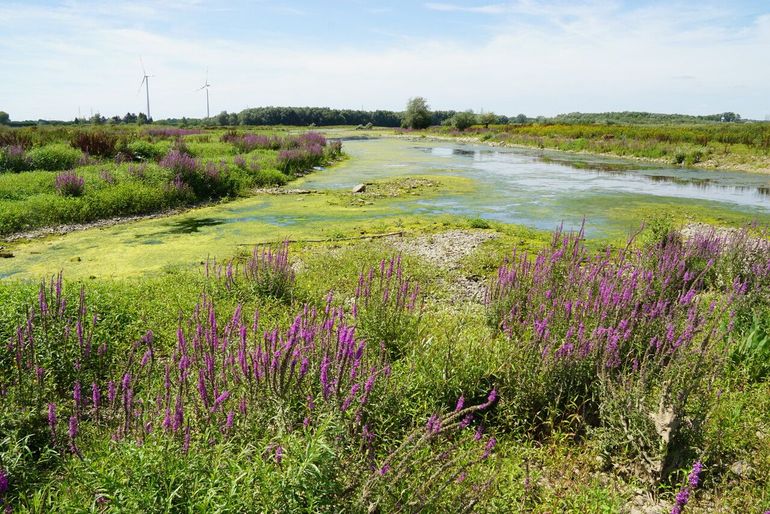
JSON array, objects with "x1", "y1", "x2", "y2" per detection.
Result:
[{"x1": 1, "y1": 1, "x2": 768, "y2": 120}]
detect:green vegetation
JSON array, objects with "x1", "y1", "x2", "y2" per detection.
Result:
[
  {"x1": 402, "y1": 97, "x2": 433, "y2": 130},
  {"x1": 1, "y1": 220, "x2": 769, "y2": 511},
  {"x1": 0, "y1": 127, "x2": 343, "y2": 236},
  {"x1": 1, "y1": 121, "x2": 769, "y2": 511},
  {"x1": 429, "y1": 122, "x2": 770, "y2": 172}
]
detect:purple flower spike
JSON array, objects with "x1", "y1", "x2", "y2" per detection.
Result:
[
  {"x1": 48, "y1": 403, "x2": 57, "y2": 441},
  {"x1": 0, "y1": 468, "x2": 8, "y2": 496},
  {"x1": 671, "y1": 459, "x2": 703, "y2": 514}
]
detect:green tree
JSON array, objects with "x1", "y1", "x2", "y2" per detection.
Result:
[
  {"x1": 450, "y1": 110, "x2": 477, "y2": 131},
  {"x1": 0, "y1": 111, "x2": 9, "y2": 125},
  {"x1": 402, "y1": 97, "x2": 432, "y2": 129},
  {"x1": 479, "y1": 111, "x2": 498, "y2": 128}
]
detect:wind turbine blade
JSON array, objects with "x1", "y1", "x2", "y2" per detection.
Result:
[
  {"x1": 139, "y1": 56, "x2": 147, "y2": 75},
  {"x1": 205, "y1": 67, "x2": 208, "y2": 84},
  {"x1": 138, "y1": 76, "x2": 146, "y2": 93}
]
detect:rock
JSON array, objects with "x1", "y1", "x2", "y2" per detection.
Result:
[
  {"x1": 352, "y1": 183, "x2": 366, "y2": 193},
  {"x1": 730, "y1": 460, "x2": 752, "y2": 477},
  {"x1": 0, "y1": 251, "x2": 14, "y2": 258}
]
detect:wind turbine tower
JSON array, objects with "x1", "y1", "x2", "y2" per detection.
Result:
[
  {"x1": 138, "y1": 58, "x2": 154, "y2": 119},
  {"x1": 196, "y1": 68, "x2": 211, "y2": 118}
]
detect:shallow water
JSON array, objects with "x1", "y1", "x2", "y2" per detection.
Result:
[
  {"x1": 2, "y1": 137, "x2": 769, "y2": 280},
  {"x1": 302, "y1": 138, "x2": 770, "y2": 215}
]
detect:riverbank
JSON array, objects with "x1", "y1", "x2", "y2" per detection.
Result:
[
  {"x1": 0, "y1": 127, "x2": 343, "y2": 238},
  {"x1": 399, "y1": 125, "x2": 770, "y2": 174}
]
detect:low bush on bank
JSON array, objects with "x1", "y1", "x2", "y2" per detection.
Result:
[{"x1": 26, "y1": 144, "x2": 83, "y2": 171}]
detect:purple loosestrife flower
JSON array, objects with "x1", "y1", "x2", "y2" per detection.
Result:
[
  {"x1": 160, "y1": 149, "x2": 198, "y2": 175},
  {"x1": 48, "y1": 403, "x2": 57, "y2": 441},
  {"x1": 482, "y1": 437, "x2": 497, "y2": 459},
  {"x1": 55, "y1": 172, "x2": 85, "y2": 197},
  {"x1": 141, "y1": 349, "x2": 152, "y2": 368},
  {"x1": 671, "y1": 460, "x2": 703, "y2": 514},
  {"x1": 92, "y1": 383, "x2": 100, "y2": 415},
  {"x1": 73, "y1": 381, "x2": 82, "y2": 411},
  {"x1": 0, "y1": 468, "x2": 8, "y2": 496},
  {"x1": 455, "y1": 395, "x2": 465, "y2": 412},
  {"x1": 426, "y1": 414, "x2": 442, "y2": 435},
  {"x1": 483, "y1": 388, "x2": 498, "y2": 409},
  {"x1": 275, "y1": 445, "x2": 283, "y2": 465},
  {"x1": 377, "y1": 464, "x2": 390, "y2": 476},
  {"x1": 107, "y1": 381, "x2": 116, "y2": 405},
  {"x1": 225, "y1": 411, "x2": 235, "y2": 432},
  {"x1": 211, "y1": 390, "x2": 230, "y2": 412}
]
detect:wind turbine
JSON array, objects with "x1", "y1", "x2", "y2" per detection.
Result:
[
  {"x1": 196, "y1": 68, "x2": 211, "y2": 119},
  {"x1": 138, "y1": 57, "x2": 154, "y2": 120}
]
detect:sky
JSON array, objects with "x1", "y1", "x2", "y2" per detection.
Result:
[{"x1": 1, "y1": 0, "x2": 769, "y2": 121}]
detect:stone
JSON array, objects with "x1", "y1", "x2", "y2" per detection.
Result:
[{"x1": 352, "y1": 183, "x2": 366, "y2": 193}]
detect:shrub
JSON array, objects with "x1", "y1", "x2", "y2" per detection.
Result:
[
  {"x1": 54, "y1": 172, "x2": 85, "y2": 197},
  {"x1": 209, "y1": 242, "x2": 296, "y2": 301},
  {"x1": 0, "y1": 129, "x2": 33, "y2": 149},
  {"x1": 486, "y1": 224, "x2": 766, "y2": 483},
  {"x1": 70, "y1": 131, "x2": 118, "y2": 158},
  {"x1": 468, "y1": 217, "x2": 491, "y2": 229},
  {"x1": 253, "y1": 169, "x2": 288, "y2": 187},
  {"x1": 354, "y1": 255, "x2": 422, "y2": 359},
  {"x1": 160, "y1": 149, "x2": 198, "y2": 176},
  {"x1": 27, "y1": 144, "x2": 82, "y2": 171},
  {"x1": 0, "y1": 145, "x2": 31, "y2": 172},
  {"x1": 146, "y1": 128, "x2": 203, "y2": 138},
  {"x1": 126, "y1": 140, "x2": 164, "y2": 161},
  {"x1": 277, "y1": 146, "x2": 324, "y2": 174}
]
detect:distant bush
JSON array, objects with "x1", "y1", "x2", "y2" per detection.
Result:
[
  {"x1": 125, "y1": 140, "x2": 164, "y2": 161},
  {"x1": 0, "y1": 130, "x2": 33, "y2": 149},
  {"x1": 146, "y1": 127, "x2": 203, "y2": 138},
  {"x1": 277, "y1": 146, "x2": 324, "y2": 174},
  {"x1": 70, "y1": 131, "x2": 118, "y2": 158},
  {"x1": 27, "y1": 144, "x2": 82, "y2": 171},
  {"x1": 55, "y1": 171, "x2": 85, "y2": 197},
  {"x1": 0, "y1": 145, "x2": 32, "y2": 172},
  {"x1": 160, "y1": 149, "x2": 198, "y2": 176},
  {"x1": 450, "y1": 111, "x2": 477, "y2": 131},
  {"x1": 468, "y1": 217, "x2": 490, "y2": 229},
  {"x1": 253, "y1": 169, "x2": 288, "y2": 187}
]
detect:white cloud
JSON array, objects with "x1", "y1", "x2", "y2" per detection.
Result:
[
  {"x1": 424, "y1": 3, "x2": 508, "y2": 14},
  {"x1": 1, "y1": 1, "x2": 768, "y2": 120}
]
